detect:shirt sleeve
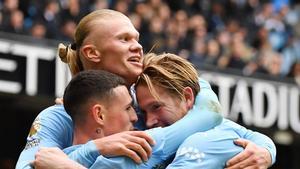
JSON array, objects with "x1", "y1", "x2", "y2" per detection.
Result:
[
  {"x1": 15, "y1": 105, "x2": 73, "y2": 169},
  {"x1": 231, "y1": 120, "x2": 277, "y2": 165},
  {"x1": 199, "y1": 79, "x2": 276, "y2": 164},
  {"x1": 166, "y1": 120, "x2": 244, "y2": 169},
  {"x1": 64, "y1": 141, "x2": 100, "y2": 168},
  {"x1": 87, "y1": 79, "x2": 223, "y2": 169}
]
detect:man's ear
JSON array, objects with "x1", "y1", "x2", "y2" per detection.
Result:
[
  {"x1": 183, "y1": 87, "x2": 194, "y2": 110},
  {"x1": 92, "y1": 104, "x2": 105, "y2": 125},
  {"x1": 81, "y1": 44, "x2": 101, "y2": 63}
]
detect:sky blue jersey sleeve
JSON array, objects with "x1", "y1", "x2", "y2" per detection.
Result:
[
  {"x1": 166, "y1": 119, "x2": 276, "y2": 169},
  {"x1": 63, "y1": 141, "x2": 100, "y2": 168},
  {"x1": 15, "y1": 105, "x2": 73, "y2": 169},
  {"x1": 166, "y1": 119, "x2": 244, "y2": 169},
  {"x1": 194, "y1": 79, "x2": 276, "y2": 164},
  {"x1": 88, "y1": 79, "x2": 223, "y2": 169},
  {"x1": 230, "y1": 120, "x2": 277, "y2": 164}
]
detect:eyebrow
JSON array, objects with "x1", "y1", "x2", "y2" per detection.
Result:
[
  {"x1": 145, "y1": 101, "x2": 164, "y2": 110},
  {"x1": 126, "y1": 99, "x2": 134, "y2": 108},
  {"x1": 116, "y1": 31, "x2": 139, "y2": 40}
]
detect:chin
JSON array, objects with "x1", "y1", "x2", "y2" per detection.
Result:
[
  {"x1": 133, "y1": 69, "x2": 143, "y2": 76},
  {"x1": 128, "y1": 73, "x2": 141, "y2": 83}
]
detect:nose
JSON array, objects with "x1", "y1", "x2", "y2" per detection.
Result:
[
  {"x1": 145, "y1": 113, "x2": 158, "y2": 129},
  {"x1": 129, "y1": 109, "x2": 138, "y2": 124},
  {"x1": 130, "y1": 40, "x2": 143, "y2": 54}
]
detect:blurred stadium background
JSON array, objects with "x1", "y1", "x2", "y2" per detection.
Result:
[{"x1": 0, "y1": 0, "x2": 300, "y2": 168}]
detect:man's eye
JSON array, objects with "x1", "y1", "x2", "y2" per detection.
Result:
[
  {"x1": 151, "y1": 104, "x2": 161, "y2": 111},
  {"x1": 120, "y1": 37, "x2": 129, "y2": 42},
  {"x1": 126, "y1": 105, "x2": 133, "y2": 111}
]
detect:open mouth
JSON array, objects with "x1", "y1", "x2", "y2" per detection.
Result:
[
  {"x1": 128, "y1": 56, "x2": 142, "y2": 67},
  {"x1": 128, "y1": 56, "x2": 141, "y2": 63}
]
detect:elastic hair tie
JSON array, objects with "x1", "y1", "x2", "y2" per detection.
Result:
[{"x1": 70, "y1": 43, "x2": 77, "y2": 50}]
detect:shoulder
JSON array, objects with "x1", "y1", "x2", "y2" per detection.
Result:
[
  {"x1": 198, "y1": 78, "x2": 212, "y2": 89},
  {"x1": 39, "y1": 104, "x2": 69, "y2": 116},
  {"x1": 219, "y1": 119, "x2": 247, "y2": 134},
  {"x1": 37, "y1": 104, "x2": 72, "y2": 122},
  {"x1": 25, "y1": 104, "x2": 73, "y2": 148}
]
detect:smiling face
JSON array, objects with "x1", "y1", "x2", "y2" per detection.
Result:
[
  {"x1": 136, "y1": 84, "x2": 190, "y2": 128},
  {"x1": 88, "y1": 15, "x2": 143, "y2": 85},
  {"x1": 135, "y1": 53, "x2": 199, "y2": 129}
]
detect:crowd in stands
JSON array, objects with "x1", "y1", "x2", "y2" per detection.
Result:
[{"x1": 1, "y1": 0, "x2": 300, "y2": 84}]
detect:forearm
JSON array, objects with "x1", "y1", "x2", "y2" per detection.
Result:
[
  {"x1": 223, "y1": 118, "x2": 276, "y2": 166},
  {"x1": 243, "y1": 130, "x2": 276, "y2": 164},
  {"x1": 59, "y1": 159, "x2": 87, "y2": 169},
  {"x1": 89, "y1": 156, "x2": 137, "y2": 169},
  {"x1": 148, "y1": 107, "x2": 223, "y2": 157},
  {"x1": 16, "y1": 147, "x2": 39, "y2": 169},
  {"x1": 65, "y1": 141, "x2": 99, "y2": 168}
]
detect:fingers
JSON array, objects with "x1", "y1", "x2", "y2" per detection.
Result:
[
  {"x1": 122, "y1": 131, "x2": 155, "y2": 162},
  {"x1": 225, "y1": 155, "x2": 256, "y2": 169},
  {"x1": 243, "y1": 165, "x2": 267, "y2": 169},
  {"x1": 242, "y1": 167, "x2": 260, "y2": 169},
  {"x1": 129, "y1": 143, "x2": 148, "y2": 163},
  {"x1": 93, "y1": 131, "x2": 155, "y2": 163},
  {"x1": 128, "y1": 131, "x2": 155, "y2": 145},
  {"x1": 29, "y1": 160, "x2": 35, "y2": 168},
  {"x1": 226, "y1": 140, "x2": 270, "y2": 169},
  {"x1": 226, "y1": 158, "x2": 267, "y2": 169},
  {"x1": 115, "y1": 134, "x2": 151, "y2": 162},
  {"x1": 226, "y1": 147, "x2": 254, "y2": 167},
  {"x1": 233, "y1": 138, "x2": 250, "y2": 148},
  {"x1": 119, "y1": 144, "x2": 144, "y2": 164},
  {"x1": 55, "y1": 98, "x2": 64, "y2": 104},
  {"x1": 125, "y1": 132, "x2": 153, "y2": 158}
]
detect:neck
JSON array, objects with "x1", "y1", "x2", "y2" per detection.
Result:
[{"x1": 73, "y1": 124, "x2": 102, "y2": 145}]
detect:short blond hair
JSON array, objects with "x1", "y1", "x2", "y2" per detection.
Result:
[{"x1": 136, "y1": 53, "x2": 200, "y2": 101}]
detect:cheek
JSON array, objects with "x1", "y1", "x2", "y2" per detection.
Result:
[
  {"x1": 110, "y1": 44, "x2": 127, "y2": 57},
  {"x1": 103, "y1": 45, "x2": 126, "y2": 62},
  {"x1": 120, "y1": 114, "x2": 131, "y2": 126},
  {"x1": 161, "y1": 107, "x2": 184, "y2": 124},
  {"x1": 159, "y1": 111, "x2": 176, "y2": 124},
  {"x1": 103, "y1": 59, "x2": 126, "y2": 75}
]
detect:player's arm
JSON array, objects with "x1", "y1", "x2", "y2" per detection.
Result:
[
  {"x1": 225, "y1": 123, "x2": 276, "y2": 169},
  {"x1": 65, "y1": 131, "x2": 154, "y2": 168},
  {"x1": 32, "y1": 130, "x2": 154, "y2": 169},
  {"x1": 33, "y1": 147, "x2": 86, "y2": 169},
  {"x1": 166, "y1": 126, "x2": 244, "y2": 169},
  {"x1": 87, "y1": 80, "x2": 223, "y2": 169},
  {"x1": 16, "y1": 105, "x2": 73, "y2": 169},
  {"x1": 199, "y1": 79, "x2": 276, "y2": 168}
]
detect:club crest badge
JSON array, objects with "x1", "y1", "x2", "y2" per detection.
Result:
[{"x1": 24, "y1": 117, "x2": 41, "y2": 149}]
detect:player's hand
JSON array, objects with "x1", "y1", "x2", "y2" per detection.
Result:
[
  {"x1": 55, "y1": 97, "x2": 64, "y2": 104},
  {"x1": 225, "y1": 139, "x2": 271, "y2": 169},
  {"x1": 93, "y1": 130, "x2": 155, "y2": 164},
  {"x1": 32, "y1": 147, "x2": 86, "y2": 169}
]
